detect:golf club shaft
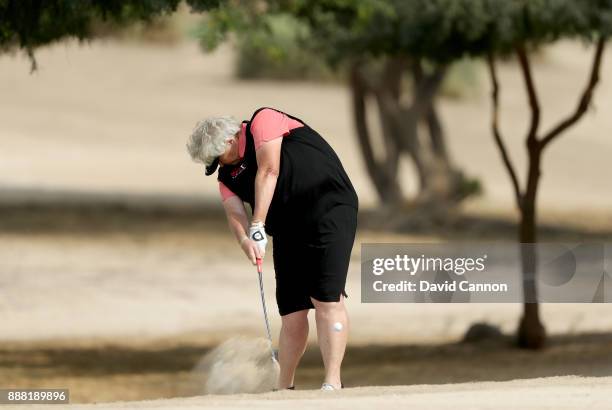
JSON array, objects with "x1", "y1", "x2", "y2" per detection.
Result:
[{"x1": 256, "y1": 258, "x2": 277, "y2": 362}]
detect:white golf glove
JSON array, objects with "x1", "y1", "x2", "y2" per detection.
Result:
[{"x1": 249, "y1": 221, "x2": 268, "y2": 255}]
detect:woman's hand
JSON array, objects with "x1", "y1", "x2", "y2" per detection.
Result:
[
  {"x1": 248, "y1": 221, "x2": 268, "y2": 256},
  {"x1": 240, "y1": 236, "x2": 262, "y2": 265}
]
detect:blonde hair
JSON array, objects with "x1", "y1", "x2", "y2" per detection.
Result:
[{"x1": 186, "y1": 116, "x2": 240, "y2": 165}]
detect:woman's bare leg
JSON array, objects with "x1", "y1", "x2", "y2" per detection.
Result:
[
  {"x1": 311, "y1": 295, "x2": 348, "y2": 388},
  {"x1": 277, "y1": 309, "x2": 309, "y2": 389}
]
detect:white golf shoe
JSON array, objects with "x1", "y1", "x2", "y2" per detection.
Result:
[{"x1": 320, "y1": 383, "x2": 343, "y2": 391}]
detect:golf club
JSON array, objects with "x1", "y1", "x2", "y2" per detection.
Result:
[{"x1": 256, "y1": 257, "x2": 278, "y2": 364}]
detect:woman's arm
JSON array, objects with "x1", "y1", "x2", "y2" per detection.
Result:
[
  {"x1": 252, "y1": 137, "x2": 282, "y2": 224},
  {"x1": 223, "y1": 195, "x2": 261, "y2": 264}
]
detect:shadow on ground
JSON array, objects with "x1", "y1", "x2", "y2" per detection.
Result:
[{"x1": 2, "y1": 200, "x2": 612, "y2": 242}]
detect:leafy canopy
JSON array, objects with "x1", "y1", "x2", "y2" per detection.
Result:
[
  {"x1": 0, "y1": 0, "x2": 220, "y2": 57},
  {"x1": 275, "y1": 0, "x2": 612, "y2": 63}
]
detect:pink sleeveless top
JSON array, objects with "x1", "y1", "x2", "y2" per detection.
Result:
[{"x1": 219, "y1": 108, "x2": 303, "y2": 201}]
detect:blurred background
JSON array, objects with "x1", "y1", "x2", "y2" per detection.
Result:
[{"x1": 1, "y1": 1, "x2": 611, "y2": 403}]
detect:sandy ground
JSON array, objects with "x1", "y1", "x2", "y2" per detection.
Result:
[
  {"x1": 3, "y1": 376, "x2": 612, "y2": 410},
  {"x1": 2, "y1": 222, "x2": 612, "y2": 345},
  {"x1": 1, "y1": 37, "x2": 612, "y2": 408},
  {"x1": 1, "y1": 218, "x2": 612, "y2": 404},
  {"x1": 73, "y1": 376, "x2": 612, "y2": 410}
]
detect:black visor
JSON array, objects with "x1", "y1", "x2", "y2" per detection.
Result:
[{"x1": 205, "y1": 156, "x2": 220, "y2": 176}]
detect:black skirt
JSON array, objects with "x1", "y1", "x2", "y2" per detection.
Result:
[{"x1": 272, "y1": 204, "x2": 357, "y2": 316}]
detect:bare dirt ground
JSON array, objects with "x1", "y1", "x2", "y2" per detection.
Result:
[{"x1": 1, "y1": 38, "x2": 611, "y2": 407}]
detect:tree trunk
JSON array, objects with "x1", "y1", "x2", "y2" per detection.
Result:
[
  {"x1": 487, "y1": 39, "x2": 606, "y2": 350},
  {"x1": 411, "y1": 63, "x2": 469, "y2": 203},
  {"x1": 349, "y1": 61, "x2": 403, "y2": 204},
  {"x1": 425, "y1": 102, "x2": 450, "y2": 163},
  {"x1": 515, "y1": 45, "x2": 547, "y2": 349},
  {"x1": 376, "y1": 61, "x2": 460, "y2": 203},
  {"x1": 487, "y1": 51, "x2": 546, "y2": 349},
  {"x1": 375, "y1": 57, "x2": 404, "y2": 180},
  {"x1": 351, "y1": 57, "x2": 475, "y2": 208},
  {"x1": 517, "y1": 158, "x2": 546, "y2": 349}
]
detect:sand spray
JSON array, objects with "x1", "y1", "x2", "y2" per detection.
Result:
[{"x1": 193, "y1": 337, "x2": 280, "y2": 394}]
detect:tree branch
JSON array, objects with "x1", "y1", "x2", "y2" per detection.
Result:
[
  {"x1": 516, "y1": 44, "x2": 541, "y2": 146},
  {"x1": 487, "y1": 54, "x2": 523, "y2": 208},
  {"x1": 540, "y1": 37, "x2": 607, "y2": 149}
]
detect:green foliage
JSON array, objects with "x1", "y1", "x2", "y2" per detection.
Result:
[
  {"x1": 277, "y1": 0, "x2": 612, "y2": 63},
  {"x1": 195, "y1": 6, "x2": 480, "y2": 87},
  {"x1": 4, "y1": 0, "x2": 609, "y2": 69},
  {"x1": 190, "y1": 1, "x2": 251, "y2": 52},
  {"x1": 234, "y1": 14, "x2": 340, "y2": 81},
  {"x1": 0, "y1": 0, "x2": 220, "y2": 68},
  {"x1": 279, "y1": 0, "x2": 386, "y2": 67},
  {"x1": 1, "y1": 1, "x2": 172, "y2": 49}
]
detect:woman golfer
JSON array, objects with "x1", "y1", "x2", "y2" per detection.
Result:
[{"x1": 187, "y1": 107, "x2": 358, "y2": 391}]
